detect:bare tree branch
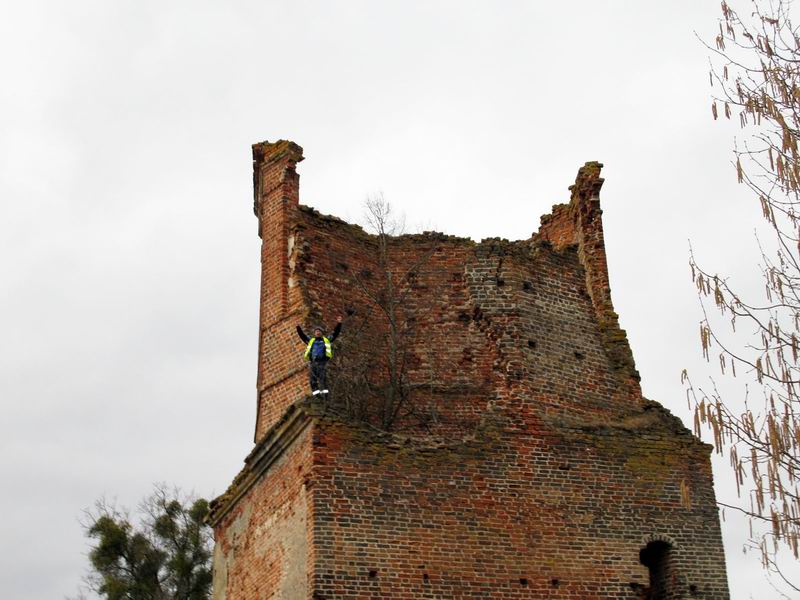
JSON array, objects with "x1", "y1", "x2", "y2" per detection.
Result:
[{"x1": 688, "y1": 1, "x2": 800, "y2": 584}]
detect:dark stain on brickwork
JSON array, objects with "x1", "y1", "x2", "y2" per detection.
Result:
[{"x1": 208, "y1": 141, "x2": 730, "y2": 599}]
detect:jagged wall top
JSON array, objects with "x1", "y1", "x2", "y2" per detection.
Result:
[{"x1": 248, "y1": 142, "x2": 640, "y2": 441}]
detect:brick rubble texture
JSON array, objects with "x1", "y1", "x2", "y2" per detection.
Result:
[{"x1": 207, "y1": 140, "x2": 730, "y2": 599}]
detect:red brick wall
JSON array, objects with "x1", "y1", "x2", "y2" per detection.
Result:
[
  {"x1": 279, "y1": 160, "x2": 643, "y2": 434},
  {"x1": 211, "y1": 422, "x2": 314, "y2": 599},
  {"x1": 311, "y1": 418, "x2": 727, "y2": 599},
  {"x1": 288, "y1": 210, "x2": 497, "y2": 436},
  {"x1": 297, "y1": 203, "x2": 729, "y2": 597},
  {"x1": 211, "y1": 141, "x2": 730, "y2": 599},
  {"x1": 288, "y1": 208, "x2": 638, "y2": 431}
]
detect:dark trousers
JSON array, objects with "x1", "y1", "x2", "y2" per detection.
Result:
[{"x1": 309, "y1": 360, "x2": 328, "y2": 392}]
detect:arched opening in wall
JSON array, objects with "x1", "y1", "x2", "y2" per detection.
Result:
[{"x1": 639, "y1": 540, "x2": 675, "y2": 599}]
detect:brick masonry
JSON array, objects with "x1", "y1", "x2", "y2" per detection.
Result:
[{"x1": 207, "y1": 140, "x2": 730, "y2": 599}]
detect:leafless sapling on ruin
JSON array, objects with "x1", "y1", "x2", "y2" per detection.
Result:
[
  {"x1": 331, "y1": 194, "x2": 444, "y2": 432},
  {"x1": 685, "y1": 0, "x2": 800, "y2": 587}
]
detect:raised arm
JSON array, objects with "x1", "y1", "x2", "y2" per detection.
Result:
[
  {"x1": 296, "y1": 325, "x2": 309, "y2": 344},
  {"x1": 330, "y1": 317, "x2": 343, "y2": 342}
]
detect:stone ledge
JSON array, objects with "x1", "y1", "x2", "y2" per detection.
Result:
[{"x1": 207, "y1": 400, "x2": 312, "y2": 526}]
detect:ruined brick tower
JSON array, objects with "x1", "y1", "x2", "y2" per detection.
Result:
[{"x1": 207, "y1": 140, "x2": 730, "y2": 599}]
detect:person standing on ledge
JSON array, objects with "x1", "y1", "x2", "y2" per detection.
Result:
[{"x1": 296, "y1": 316, "x2": 343, "y2": 396}]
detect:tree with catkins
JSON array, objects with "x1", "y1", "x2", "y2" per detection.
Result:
[{"x1": 686, "y1": 0, "x2": 800, "y2": 590}]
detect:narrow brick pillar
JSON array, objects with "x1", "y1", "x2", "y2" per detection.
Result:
[
  {"x1": 568, "y1": 162, "x2": 610, "y2": 321},
  {"x1": 537, "y1": 162, "x2": 640, "y2": 388},
  {"x1": 568, "y1": 163, "x2": 640, "y2": 386},
  {"x1": 537, "y1": 161, "x2": 609, "y2": 310},
  {"x1": 252, "y1": 140, "x2": 304, "y2": 439}
]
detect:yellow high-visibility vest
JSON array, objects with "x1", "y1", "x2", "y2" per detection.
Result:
[{"x1": 304, "y1": 336, "x2": 333, "y2": 360}]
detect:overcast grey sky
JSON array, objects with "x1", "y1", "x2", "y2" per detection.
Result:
[{"x1": 1, "y1": 1, "x2": 794, "y2": 598}]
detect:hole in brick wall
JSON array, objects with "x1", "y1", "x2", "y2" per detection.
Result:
[
  {"x1": 345, "y1": 307, "x2": 355, "y2": 316},
  {"x1": 336, "y1": 261, "x2": 349, "y2": 271},
  {"x1": 522, "y1": 281, "x2": 532, "y2": 291},
  {"x1": 368, "y1": 569, "x2": 377, "y2": 579},
  {"x1": 423, "y1": 573, "x2": 429, "y2": 582},
  {"x1": 458, "y1": 311, "x2": 471, "y2": 323},
  {"x1": 472, "y1": 306, "x2": 483, "y2": 322},
  {"x1": 558, "y1": 463, "x2": 571, "y2": 471},
  {"x1": 689, "y1": 584, "x2": 699, "y2": 595},
  {"x1": 461, "y1": 348, "x2": 474, "y2": 364},
  {"x1": 574, "y1": 351, "x2": 585, "y2": 360},
  {"x1": 359, "y1": 269, "x2": 373, "y2": 279},
  {"x1": 527, "y1": 340, "x2": 537, "y2": 349},
  {"x1": 519, "y1": 578, "x2": 528, "y2": 586},
  {"x1": 640, "y1": 541, "x2": 675, "y2": 599},
  {"x1": 550, "y1": 578, "x2": 560, "y2": 587},
  {"x1": 496, "y1": 278, "x2": 506, "y2": 286}
]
